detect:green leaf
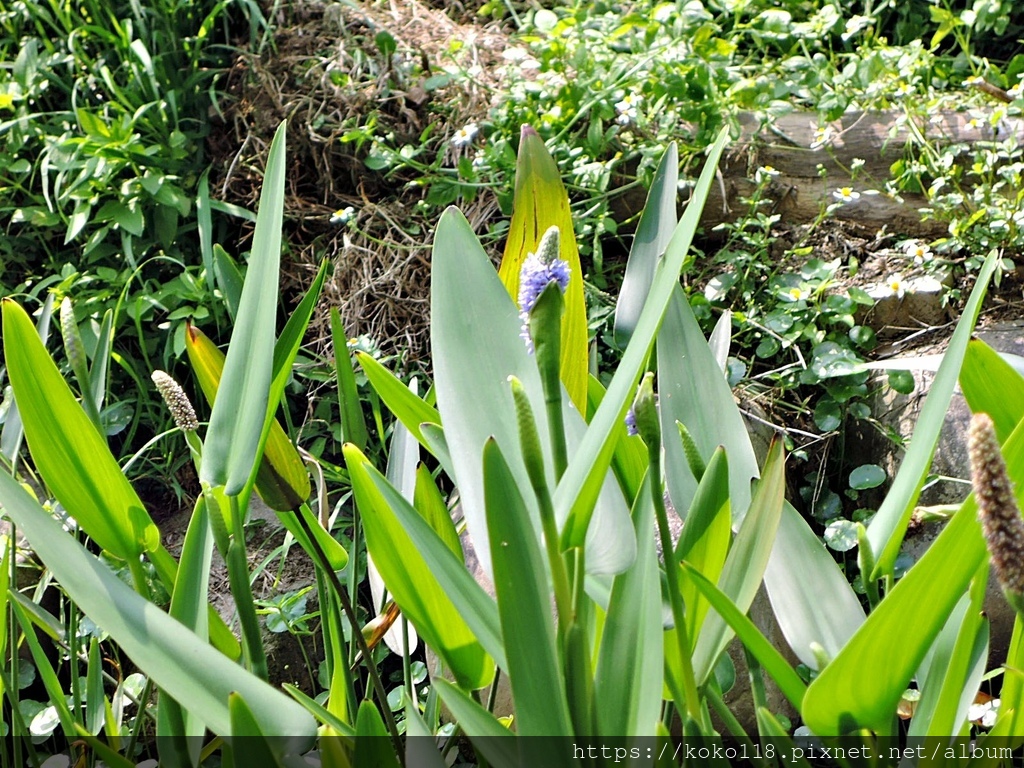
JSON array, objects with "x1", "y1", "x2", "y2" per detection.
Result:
[
  {"x1": 3, "y1": 299, "x2": 155, "y2": 561},
  {"x1": 414, "y1": 463, "x2": 462, "y2": 558},
  {"x1": 960, "y1": 338, "x2": 1024, "y2": 443},
  {"x1": 332, "y1": 308, "x2": 369, "y2": 452},
  {"x1": 197, "y1": 169, "x2": 216, "y2": 293},
  {"x1": 763, "y1": 503, "x2": 865, "y2": 669},
  {"x1": 354, "y1": 701, "x2": 401, "y2": 768},
  {"x1": 556, "y1": 127, "x2": 730, "y2": 550},
  {"x1": 866, "y1": 249, "x2": 996, "y2": 577},
  {"x1": 282, "y1": 683, "x2": 356, "y2": 739},
  {"x1": 185, "y1": 322, "x2": 311, "y2": 514},
  {"x1": 498, "y1": 125, "x2": 588, "y2": 411},
  {"x1": 12, "y1": 600, "x2": 76, "y2": 740},
  {"x1": 214, "y1": 245, "x2": 244, "y2": 321},
  {"x1": 801, "y1": 420, "x2": 1017, "y2": 733},
  {"x1": 1, "y1": 292, "x2": 53, "y2": 464},
  {"x1": 344, "y1": 444, "x2": 496, "y2": 689},
  {"x1": 0, "y1": 470, "x2": 317, "y2": 744},
  {"x1": 483, "y1": 438, "x2": 572, "y2": 736},
  {"x1": 357, "y1": 351, "x2": 442, "y2": 456},
  {"x1": 676, "y1": 447, "x2": 731, "y2": 644},
  {"x1": 431, "y1": 207, "x2": 633, "y2": 577},
  {"x1": 202, "y1": 121, "x2": 286, "y2": 494},
  {"x1": 849, "y1": 464, "x2": 885, "y2": 490},
  {"x1": 680, "y1": 563, "x2": 807, "y2": 712},
  {"x1": 228, "y1": 693, "x2": 282, "y2": 768},
  {"x1": 692, "y1": 438, "x2": 785, "y2": 685},
  {"x1": 433, "y1": 679, "x2": 517, "y2": 768},
  {"x1": 595, "y1": 474, "x2": 663, "y2": 736},
  {"x1": 613, "y1": 143, "x2": 678, "y2": 347},
  {"x1": 909, "y1": 579, "x2": 988, "y2": 737}
]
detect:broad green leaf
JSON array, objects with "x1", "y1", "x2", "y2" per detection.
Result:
[
  {"x1": 681, "y1": 563, "x2": 807, "y2": 712},
  {"x1": 498, "y1": 125, "x2": 588, "y2": 411},
  {"x1": 586, "y1": 375, "x2": 647, "y2": 506},
  {"x1": 353, "y1": 701, "x2": 400, "y2": 768},
  {"x1": 1, "y1": 292, "x2": 53, "y2": 463},
  {"x1": 282, "y1": 683, "x2": 356, "y2": 740},
  {"x1": 658, "y1": 286, "x2": 759, "y2": 522},
  {"x1": 909, "y1": 576, "x2": 988, "y2": 737},
  {"x1": 89, "y1": 309, "x2": 113, "y2": 417},
  {"x1": 185, "y1": 323, "x2": 310, "y2": 513},
  {"x1": 228, "y1": 692, "x2": 282, "y2": 767},
  {"x1": 595, "y1": 475, "x2": 662, "y2": 736},
  {"x1": 990, "y1": 617, "x2": 1024, "y2": 749},
  {"x1": 866, "y1": 249, "x2": 997, "y2": 577},
  {"x1": 960, "y1": 338, "x2": 1024, "y2": 443},
  {"x1": 214, "y1": 244, "x2": 244, "y2": 321},
  {"x1": 3, "y1": 298, "x2": 156, "y2": 560},
  {"x1": 242, "y1": 256, "x2": 330, "y2": 507},
  {"x1": 483, "y1": 438, "x2": 572, "y2": 736},
  {"x1": 431, "y1": 207, "x2": 633, "y2": 577},
  {"x1": 676, "y1": 447, "x2": 732, "y2": 645},
  {"x1": 801, "y1": 412, "x2": 1024, "y2": 732},
  {"x1": 414, "y1": 463, "x2": 461, "y2": 558},
  {"x1": 332, "y1": 308, "x2": 369, "y2": 452},
  {"x1": 159, "y1": 495, "x2": 214, "y2": 752},
  {"x1": 692, "y1": 438, "x2": 785, "y2": 685},
  {"x1": 202, "y1": 121, "x2": 286, "y2": 494},
  {"x1": 357, "y1": 351, "x2": 443, "y2": 457},
  {"x1": 762, "y1": 502, "x2": 865, "y2": 669},
  {"x1": 405, "y1": 703, "x2": 447, "y2": 768},
  {"x1": 433, "y1": 679, "x2": 517, "y2": 768},
  {"x1": 613, "y1": 143, "x2": 679, "y2": 348},
  {"x1": 344, "y1": 444, "x2": 495, "y2": 689},
  {"x1": 554, "y1": 128, "x2": 729, "y2": 550},
  {"x1": 13, "y1": 599, "x2": 77, "y2": 739},
  {"x1": 0, "y1": 470, "x2": 317, "y2": 744}
]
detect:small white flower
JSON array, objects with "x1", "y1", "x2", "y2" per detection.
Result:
[
  {"x1": 756, "y1": 165, "x2": 780, "y2": 183},
  {"x1": 502, "y1": 47, "x2": 528, "y2": 62},
  {"x1": 452, "y1": 123, "x2": 479, "y2": 148},
  {"x1": 810, "y1": 124, "x2": 835, "y2": 149},
  {"x1": 786, "y1": 286, "x2": 807, "y2": 301},
  {"x1": 330, "y1": 206, "x2": 356, "y2": 226},
  {"x1": 894, "y1": 82, "x2": 913, "y2": 98},
  {"x1": 886, "y1": 274, "x2": 907, "y2": 298},
  {"x1": 967, "y1": 115, "x2": 985, "y2": 130},
  {"x1": 851, "y1": 157, "x2": 865, "y2": 171},
  {"x1": 969, "y1": 698, "x2": 1000, "y2": 728},
  {"x1": 833, "y1": 187, "x2": 860, "y2": 203},
  {"x1": 615, "y1": 94, "x2": 641, "y2": 126},
  {"x1": 1009, "y1": 83, "x2": 1023, "y2": 100},
  {"x1": 519, "y1": 57, "x2": 541, "y2": 72},
  {"x1": 904, "y1": 240, "x2": 932, "y2": 265}
]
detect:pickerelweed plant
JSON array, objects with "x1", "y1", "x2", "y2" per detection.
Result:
[{"x1": 1, "y1": 117, "x2": 1024, "y2": 767}]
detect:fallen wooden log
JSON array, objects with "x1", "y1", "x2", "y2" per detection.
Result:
[{"x1": 625, "y1": 109, "x2": 1024, "y2": 238}]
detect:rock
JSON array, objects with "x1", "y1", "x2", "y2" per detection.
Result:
[{"x1": 857, "y1": 320, "x2": 1024, "y2": 666}]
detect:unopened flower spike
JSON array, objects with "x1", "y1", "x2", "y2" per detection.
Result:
[
  {"x1": 969, "y1": 412, "x2": 1024, "y2": 616},
  {"x1": 152, "y1": 370, "x2": 199, "y2": 433},
  {"x1": 518, "y1": 225, "x2": 570, "y2": 352}
]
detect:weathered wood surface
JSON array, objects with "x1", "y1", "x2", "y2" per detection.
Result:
[{"x1": 676, "y1": 109, "x2": 1024, "y2": 236}]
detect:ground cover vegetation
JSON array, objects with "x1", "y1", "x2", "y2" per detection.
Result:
[{"x1": 2, "y1": 0, "x2": 1024, "y2": 764}]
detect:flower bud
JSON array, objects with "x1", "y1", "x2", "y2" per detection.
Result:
[
  {"x1": 969, "y1": 412, "x2": 1024, "y2": 614},
  {"x1": 152, "y1": 370, "x2": 199, "y2": 433}
]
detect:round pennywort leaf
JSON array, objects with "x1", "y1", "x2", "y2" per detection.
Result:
[
  {"x1": 849, "y1": 463, "x2": 885, "y2": 490},
  {"x1": 824, "y1": 519, "x2": 858, "y2": 551}
]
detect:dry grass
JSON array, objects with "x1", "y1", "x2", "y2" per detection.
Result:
[{"x1": 207, "y1": 0, "x2": 512, "y2": 365}]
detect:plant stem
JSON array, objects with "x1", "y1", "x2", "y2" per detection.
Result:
[
  {"x1": 294, "y1": 509, "x2": 405, "y2": 763},
  {"x1": 649, "y1": 449, "x2": 703, "y2": 721},
  {"x1": 225, "y1": 494, "x2": 268, "y2": 680}
]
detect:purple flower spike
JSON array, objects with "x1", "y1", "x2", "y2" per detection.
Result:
[
  {"x1": 625, "y1": 406, "x2": 638, "y2": 436},
  {"x1": 518, "y1": 226, "x2": 570, "y2": 352}
]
